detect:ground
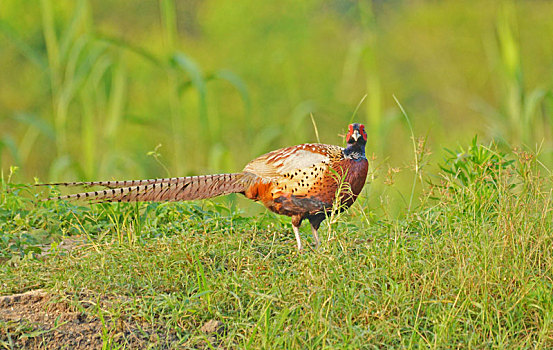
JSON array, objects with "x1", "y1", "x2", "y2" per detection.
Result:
[
  {"x1": 1, "y1": 289, "x2": 226, "y2": 349},
  {"x1": 1, "y1": 289, "x2": 108, "y2": 349},
  {"x1": 0, "y1": 290, "x2": 183, "y2": 349}
]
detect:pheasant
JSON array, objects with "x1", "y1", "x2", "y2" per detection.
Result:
[{"x1": 41, "y1": 123, "x2": 368, "y2": 250}]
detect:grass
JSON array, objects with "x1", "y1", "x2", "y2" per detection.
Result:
[{"x1": 1, "y1": 140, "x2": 553, "y2": 348}]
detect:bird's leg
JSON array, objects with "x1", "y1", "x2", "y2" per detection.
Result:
[
  {"x1": 310, "y1": 224, "x2": 320, "y2": 249},
  {"x1": 292, "y1": 225, "x2": 302, "y2": 251},
  {"x1": 291, "y1": 215, "x2": 303, "y2": 251},
  {"x1": 308, "y1": 215, "x2": 324, "y2": 249}
]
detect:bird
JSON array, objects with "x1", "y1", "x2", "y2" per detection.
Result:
[{"x1": 40, "y1": 123, "x2": 369, "y2": 250}]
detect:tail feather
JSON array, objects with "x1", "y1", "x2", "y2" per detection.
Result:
[
  {"x1": 35, "y1": 177, "x2": 188, "y2": 189},
  {"x1": 42, "y1": 173, "x2": 258, "y2": 202}
]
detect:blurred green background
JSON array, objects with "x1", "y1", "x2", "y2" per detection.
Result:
[{"x1": 1, "y1": 0, "x2": 553, "y2": 210}]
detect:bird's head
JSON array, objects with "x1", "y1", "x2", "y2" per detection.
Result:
[{"x1": 346, "y1": 123, "x2": 367, "y2": 146}]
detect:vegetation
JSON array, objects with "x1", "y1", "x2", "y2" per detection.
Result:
[{"x1": 2, "y1": 141, "x2": 553, "y2": 348}]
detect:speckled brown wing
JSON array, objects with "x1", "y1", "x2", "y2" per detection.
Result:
[
  {"x1": 243, "y1": 144, "x2": 340, "y2": 179},
  {"x1": 242, "y1": 143, "x2": 348, "y2": 207}
]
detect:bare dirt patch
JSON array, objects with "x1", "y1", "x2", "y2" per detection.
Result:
[{"x1": 0, "y1": 289, "x2": 180, "y2": 349}]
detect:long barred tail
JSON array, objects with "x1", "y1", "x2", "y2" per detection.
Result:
[
  {"x1": 40, "y1": 173, "x2": 258, "y2": 202},
  {"x1": 35, "y1": 177, "x2": 189, "y2": 189}
]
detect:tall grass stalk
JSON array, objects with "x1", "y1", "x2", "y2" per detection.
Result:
[
  {"x1": 309, "y1": 113, "x2": 320, "y2": 143},
  {"x1": 159, "y1": 0, "x2": 184, "y2": 175},
  {"x1": 393, "y1": 95, "x2": 418, "y2": 213},
  {"x1": 494, "y1": 3, "x2": 549, "y2": 147},
  {"x1": 358, "y1": 1, "x2": 384, "y2": 155},
  {"x1": 40, "y1": 0, "x2": 64, "y2": 155}
]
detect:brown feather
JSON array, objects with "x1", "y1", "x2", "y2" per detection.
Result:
[
  {"x1": 35, "y1": 177, "x2": 190, "y2": 189},
  {"x1": 44, "y1": 173, "x2": 258, "y2": 202}
]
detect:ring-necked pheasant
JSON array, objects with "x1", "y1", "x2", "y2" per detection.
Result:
[{"x1": 41, "y1": 123, "x2": 368, "y2": 250}]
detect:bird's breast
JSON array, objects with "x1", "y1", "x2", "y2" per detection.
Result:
[{"x1": 340, "y1": 158, "x2": 369, "y2": 196}]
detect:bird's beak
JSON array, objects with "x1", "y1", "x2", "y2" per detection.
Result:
[{"x1": 351, "y1": 130, "x2": 361, "y2": 141}]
